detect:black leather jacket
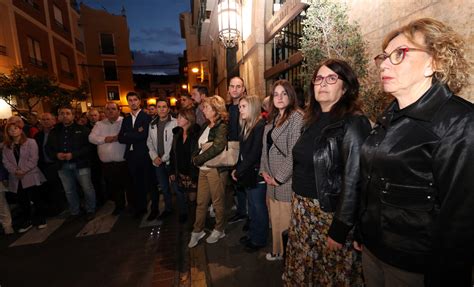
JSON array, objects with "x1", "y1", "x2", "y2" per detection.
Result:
[
  {"x1": 358, "y1": 83, "x2": 474, "y2": 285},
  {"x1": 311, "y1": 114, "x2": 371, "y2": 244}
]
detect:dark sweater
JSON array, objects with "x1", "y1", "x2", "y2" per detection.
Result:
[{"x1": 292, "y1": 113, "x2": 331, "y2": 198}]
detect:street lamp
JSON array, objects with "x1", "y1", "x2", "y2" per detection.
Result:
[{"x1": 217, "y1": 0, "x2": 241, "y2": 48}]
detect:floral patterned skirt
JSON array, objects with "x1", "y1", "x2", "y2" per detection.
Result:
[{"x1": 282, "y1": 193, "x2": 364, "y2": 287}]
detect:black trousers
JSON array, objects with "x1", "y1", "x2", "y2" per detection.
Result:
[
  {"x1": 40, "y1": 162, "x2": 66, "y2": 215},
  {"x1": 17, "y1": 183, "x2": 44, "y2": 224},
  {"x1": 102, "y1": 161, "x2": 132, "y2": 210},
  {"x1": 126, "y1": 152, "x2": 154, "y2": 212}
]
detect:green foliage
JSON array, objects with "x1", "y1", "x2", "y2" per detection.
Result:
[
  {"x1": 301, "y1": 0, "x2": 389, "y2": 120},
  {"x1": 0, "y1": 66, "x2": 89, "y2": 116}
]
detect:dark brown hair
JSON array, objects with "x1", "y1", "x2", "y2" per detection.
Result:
[
  {"x1": 304, "y1": 59, "x2": 362, "y2": 127},
  {"x1": 267, "y1": 80, "x2": 298, "y2": 127}
]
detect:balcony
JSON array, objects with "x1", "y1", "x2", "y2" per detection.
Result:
[
  {"x1": 75, "y1": 38, "x2": 85, "y2": 53},
  {"x1": 100, "y1": 45, "x2": 115, "y2": 55},
  {"x1": 54, "y1": 20, "x2": 69, "y2": 33},
  {"x1": 0, "y1": 45, "x2": 6, "y2": 56},
  {"x1": 61, "y1": 70, "x2": 74, "y2": 79},
  {"x1": 29, "y1": 57, "x2": 48, "y2": 69},
  {"x1": 23, "y1": 0, "x2": 40, "y2": 11}
]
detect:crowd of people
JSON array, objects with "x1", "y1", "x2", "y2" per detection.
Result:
[{"x1": 0, "y1": 18, "x2": 472, "y2": 287}]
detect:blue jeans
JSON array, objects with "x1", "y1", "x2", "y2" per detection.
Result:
[
  {"x1": 151, "y1": 164, "x2": 172, "y2": 212},
  {"x1": 235, "y1": 183, "x2": 247, "y2": 216},
  {"x1": 57, "y1": 163, "x2": 96, "y2": 214},
  {"x1": 247, "y1": 183, "x2": 268, "y2": 246}
]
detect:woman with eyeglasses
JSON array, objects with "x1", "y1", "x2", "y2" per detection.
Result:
[
  {"x1": 282, "y1": 59, "x2": 370, "y2": 286},
  {"x1": 356, "y1": 18, "x2": 473, "y2": 287}
]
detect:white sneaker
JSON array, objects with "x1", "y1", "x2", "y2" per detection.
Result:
[
  {"x1": 206, "y1": 229, "x2": 225, "y2": 244},
  {"x1": 188, "y1": 231, "x2": 206, "y2": 248},
  {"x1": 265, "y1": 253, "x2": 283, "y2": 261}
]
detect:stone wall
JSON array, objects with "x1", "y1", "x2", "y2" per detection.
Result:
[{"x1": 345, "y1": 0, "x2": 473, "y2": 101}]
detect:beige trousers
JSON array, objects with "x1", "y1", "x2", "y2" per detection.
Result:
[
  {"x1": 268, "y1": 197, "x2": 291, "y2": 255},
  {"x1": 193, "y1": 168, "x2": 228, "y2": 233}
]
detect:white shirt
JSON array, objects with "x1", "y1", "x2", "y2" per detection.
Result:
[
  {"x1": 198, "y1": 126, "x2": 211, "y2": 171},
  {"x1": 130, "y1": 109, "x2": 141, "y2": 151},
  {"x1": 89, "y1": 117, "x2": 126, "y2": 163}
]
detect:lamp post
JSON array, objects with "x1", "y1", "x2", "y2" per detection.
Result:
[{"x1": 217, "y1": 0, "x2": 241, "y2": 48}]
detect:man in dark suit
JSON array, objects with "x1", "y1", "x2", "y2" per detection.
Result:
[
  {"x1": 35, "y1": 113, "x2": 65, "y2": 216},
  {"x1": 118, "y1": 92, "x2": 153, "y2": 218}
]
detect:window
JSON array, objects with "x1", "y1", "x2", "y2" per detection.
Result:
[
  {"x1": 106, "y1": 86, "x2": 120, "y2": 101},
  {"x1": 100, "y1": 33, "x2": 115, "y2": 55},
  {"x1": 60, "y1": 54, "x2": 70, "y2": 72},
  {"x1": 60, "y1": 53, "x2": 73, "y2": 78},
  {"x1": 53, "y1": 5, "x2": 63, "y2": 25},
  {"x1": 27, "y1": 37, "x2": 46, "y2": 68},
  {"x1": 103, "y1": 61, "x2": 118, "y2": 81},
  {"x1": 23, "y1": 0, "x2": 39, "y2": 10}
]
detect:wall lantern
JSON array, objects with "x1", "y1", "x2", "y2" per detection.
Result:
[
  {"x1": 191, "y1": 67, "x2": 200, "y2": 73},
  {"x1": 217, "y1": 0, "x2": 241, "y2": 48},
  {"x1": 181, "y1": 84, "x2": 188, "y2": 89}
]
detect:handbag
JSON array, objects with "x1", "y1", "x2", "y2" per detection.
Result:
[{"x1": 201, "y1": 141, "x2": 239, "y2": 168}]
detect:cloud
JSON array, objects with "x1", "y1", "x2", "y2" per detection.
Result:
[
  {"x1": 131, "y1": 27, "x2": 183, "y2": 47},
  {"x1": 132, "y1": 50, "x2": 182, "y2": 75}
]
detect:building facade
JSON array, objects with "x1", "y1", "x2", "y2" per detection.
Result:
[
  {"x1": 80, "y1": 4, "x2": 134, "y2": 110},
  {"x1": 181, "y1": 0, "x2": 473, "y2": 102},
  {"x1": 0, "y1": 0, "x2": 135, "y2": 114}
]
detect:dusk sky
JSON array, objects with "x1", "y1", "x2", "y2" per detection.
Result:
[{"x1": 82, "y1": 0, "x2": 190, "y2": 75}]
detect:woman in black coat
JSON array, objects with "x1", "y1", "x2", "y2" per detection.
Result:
[
  {"x1": 231, "y1": 96, "x2": 268, "y2": 251},
  {"x1": 357, "y1": 18, "x2": 473, "y2": 287},
  {"x1": 169, "y1": 108, "x2": 200, "y2": 223}
]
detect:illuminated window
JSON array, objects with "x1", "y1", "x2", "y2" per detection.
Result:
[{"x1": 106, "y1": 86, "x2": 120, "y2": 101}]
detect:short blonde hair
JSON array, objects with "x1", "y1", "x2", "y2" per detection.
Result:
[
  {"x1": 203, "y1": 95, "x2": 228, "y2": 122},
  {"x1": 383, "y1": 18, "x2": 470, "y2": 94}
]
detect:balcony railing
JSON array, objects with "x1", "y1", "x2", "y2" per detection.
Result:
[
  {"x1": 61, "y1": 70, "x2": 75, "y2": 79},
  {"x1": 29, "y1": 57, "x2": 48, "y2": 69},
  {"x1": 23, "y1": 0, "x2": 40, "y2": 10},
  {"x1": 0, "y1": 45, "x2": 6, "y2": 56},
  {"x1": 100, "y1": 45, "x2": 115, "y2": 55},
  {"x1": 54, "y1": 20, "x2": 69, "y2": 33},
  {"x1": 75, "y1": 38, "x2": 85, "y2": 53}
]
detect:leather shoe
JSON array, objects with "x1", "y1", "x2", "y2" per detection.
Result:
[
  {"x1": 146, "y1": 209, "x2": 159, "y2": 221},
  {"x1": 239, "y1": 235, "x2": 250, "y2": 245},
  {"x1": 244, "y1": 241, "x2": 265, "y2": 253},
  {"x1": 157, "y1": 210, "x2": 172, "y2": 220},
  {"x1": 242, "y1": 219, "x2": 250, "y2": 232},
  {"x1": 112, "y1": 207, "x2": 124, "y2": 216}
]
